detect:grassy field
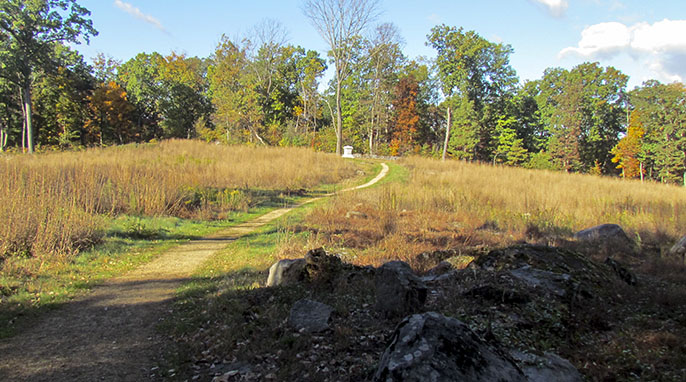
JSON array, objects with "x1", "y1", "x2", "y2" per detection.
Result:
[
  {"x1": 162, "y1": 156, "x2": 686, "y2": 381},
  {"x1": 0, "y1": 140, "x2": 361, "y2": 337},
  {"x1": 297, "y1": 156, "x2": 686, "y2": 269},
  {"x1": 0, "y1": 140, "x2": 357, "y2": 260},
  {"x1": 2, "y1": 142, "x2": 685, "y2": 379}
]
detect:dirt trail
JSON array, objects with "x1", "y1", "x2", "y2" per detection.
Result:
[{"x1": 0, "y1": 163, "x2": 388, "y2": 382}]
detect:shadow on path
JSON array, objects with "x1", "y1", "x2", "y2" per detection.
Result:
[{"x1": 0, "y1": 163, "x2": 390, "y2": 381}]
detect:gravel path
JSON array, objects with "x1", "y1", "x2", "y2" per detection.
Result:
[{"x1": 0, "y1": 163, "x2": 388, "y2": 381}]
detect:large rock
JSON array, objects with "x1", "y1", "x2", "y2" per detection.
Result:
[
  {"x1": 510, "y1": 351, "x2": 583, "y2": 382},
  {"x1": 374, "y1": 312, "x2": 526, "y2": 382},
  {"x1": 604, "y1": 257, "x2": 637, "y2": 285},
  {"x1": 509, "y1": 265, "x2": 572, "y2": 298},
  {"x1": 266, "y1": 258, "x2": 306, "y2": 287},
  {"x1": 305, "y1": 247, "x2": 343, "y2": 285},
  {"x1": 288, "y1": 299, "x2": 334, "y2": 333},
  {"x1": 574, "y1": 224, "x2": 633, "y2": 247},
  {"x1": 668, "y1": 236, "x2": 686, "y2": 261},
  {"x1": 375, "y1": 261, "x2": 427, "y2": 317}
]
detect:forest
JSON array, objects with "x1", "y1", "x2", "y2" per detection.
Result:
[{"x1": 1, "y1": 0, "x2": 685, "y2": 184}]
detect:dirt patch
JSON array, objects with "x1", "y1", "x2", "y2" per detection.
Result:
[{"x1": 0, "y1": 163, "x2": 388, "y2": 381}]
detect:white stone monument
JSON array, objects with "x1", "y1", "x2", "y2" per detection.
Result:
[{"x1": 342, "y1": 145, "x2": 354, "y2": 158}]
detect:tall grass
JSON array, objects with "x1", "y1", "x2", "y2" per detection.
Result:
[
  {"x1": 0, "y1": 140, "x2": 357, "y2": 260},
  {"x1": 393, "y1": 157, "x2": 686, "y2": 238},
  {"x1": 303, "y1": 157, "x2": 686, "y2": 267}
]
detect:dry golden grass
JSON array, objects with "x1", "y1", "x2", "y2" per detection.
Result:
[
  {"x1": 0, "y1": 140, "x2": 357, "y2": 260},
  {"x1": 301, "y1": 157, "x2": 686, "y2": 268}
]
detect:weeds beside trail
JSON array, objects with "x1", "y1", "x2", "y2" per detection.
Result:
[
  {"x1": 300, "y1": 156, "x2": 686, "y2": 268},
  {"x1": 0, "y1": 159, "x2": 386, "y2": 382},
  {"x1": 0, "y1": 140, "x2": 362, "y2": 339},
  {"x1": 0, "y1": 140, "x2": 357, "y2": 263}
]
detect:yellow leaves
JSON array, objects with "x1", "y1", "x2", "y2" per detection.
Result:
[
  {"x1": 611, "y1": 111, "x2": 645, "y2": 178},
  {"x1": 293, "y1": 105, "x2": 304, "y2": 117}
]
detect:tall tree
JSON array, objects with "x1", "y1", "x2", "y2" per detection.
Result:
[
  {"x1": 0, "y1": 0, "x2": 96, "y2": 153},
  {"x1": 117, "y1": 52, "x2": 165, "y2": 139},
  {"x1": 84, "y1": 81, "x2": 135, "y2": 145},
  {"x1": 293, "y1": 47, "x2": 327, "y2": 135},
  {"x1": 535, "y1": 63, "x2": 628, "y2": 172},
  {"x1": 629, "y1": 80, "x2": 686, "y2": 184},
  {"x1": 32, "y1": 44, "x2": 93, "y2": 148},
  {"x1": 611, "y1": 110, "x2": 645, "y2": 179},
  {"x1": 207, "y1": 36, "x2": 264, "y2": 144},
  {"x1": 157, "y1": 52, "x2": 211, "y2": 139},
  {"x1": 365, "y1": 23, "x2": 404, "y2": 154},
  {"x1": 389, "y1": 73, "x2": 419, "y2": 155},
  {"x1": 303, "y1": 0, "x2": 381, "y2": 155},
  {"x1": 427, "y1": 25, "x2": 517, "y2": 161}
]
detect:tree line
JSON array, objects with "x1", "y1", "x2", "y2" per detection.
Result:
[{"x1": 1, "y1": 0, "x2": 684, "y2": 184}]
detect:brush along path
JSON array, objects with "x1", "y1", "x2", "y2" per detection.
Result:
[{"x1": 0, "y1": 163, "x2": 389, "y2": 382}]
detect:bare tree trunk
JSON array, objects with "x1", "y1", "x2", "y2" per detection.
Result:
[
  {"x1": 0, "y1": 123, "x2": 7, "y2": 151},
  {"x1": 442, "y1": 106, "x2": 451, "y2": 161},
  {"x1": 22, "y1": 119, "x2": 26, "y2": 152},
  {"x1": 335, "y1": 75, "x2": 343, "y2": 155},
  {"x1": 640, "y1": 162, "x2": 644, "y2": 182},
  {"x1": 21, "y1": 85, "x2": 35, "y2": 153}
]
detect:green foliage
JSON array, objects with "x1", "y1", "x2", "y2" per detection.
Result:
[
  {"x1": 428, "y1": 24, "x2": 518, "y2": 161},
  {"x1": 629, "y1": 80, "x2": 686, "y2": 184},
  {"x1": 532, "y1": 63, "x2": 628, "y2": 173},
  {"x1": 525, "y1": 150, "x2": 560, "y2": 171},
  {"x1": 0, "y1": 0, "x2": 97, "y2": 152},
  {"x1": 447, "y1": 98, "x2": 479, "y2": 159},
  {"x1": 494, "y1": 116, "x2": 529, "y2": 165}
]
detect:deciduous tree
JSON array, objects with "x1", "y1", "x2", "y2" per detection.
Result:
[
  {"x1": 611, "y1": 111, "x2": 645, "y2": 179},
  {"x1": 389, "y1": 74, "x2": 419, "y2": 155},
  {"x1": 0, "y1": 0, "x2": 96, "y2": 152},
  {"x1": 427, "y1": 25, "x2": 517, "y2": 161},
  {"x1": 303, "y1": 0, "x2": 381, "y2": 155}
]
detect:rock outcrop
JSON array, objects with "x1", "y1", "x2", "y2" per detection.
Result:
[
  {"x1": 574, "y1": 224, "x2": 636, "y2": 254},
  {"x1": 374, "y1": 312, "x2": 526, "y2": 382},
  {"x1": 510, "y1": 351, "x2": 583, "y2": 382},
  {"x1": 266, "y1": 258, "x2": 306, "y2": 287},
  {"x1": 374, "y1": 261, "x2": 427, "y2": 317},
  {"x1": 305, "y1": 247, "x2": 343, "y2": 285},
  {"x1": 604, "y1": 257, "x2": 637, "y2": 285},
  {"x1": 668, "y1": 236, "x2": 686, "y2": 262},
  {"x1": 288, "y1": 299, "x2": 334, "y2": 333}
]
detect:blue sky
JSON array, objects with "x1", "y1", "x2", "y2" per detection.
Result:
[{"x1": 74, "y1": 1, "x2": 686, "y2": 89}]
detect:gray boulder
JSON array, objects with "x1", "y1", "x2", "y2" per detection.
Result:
[
  {"x1": 288, "y1": 299, "x2": 333, "y2": 333},
  {"x1": 604, "y1": 257, "x2": 637, "y2": 285},
  {"x1": 375, "y1": 261, "x2": 427, "y2": 317},
  {"x1": 509, "y1": 265, "x2": 572, "y2": 298},
  {"x1": 574, "y1": 224, "x2": 633, "y2": 246},
  {"x1": 510, "y1": 351, "x2": 582, "y2": 382},
  {"x1": 266, "y1": 258, "x2": 306, "y2": 287},
  {"x1": 374, "y1": 312, "x2": 526, "y2": 382},
  {"x1": 668, "y1": 236, "x2": 686, "y2": 261}
]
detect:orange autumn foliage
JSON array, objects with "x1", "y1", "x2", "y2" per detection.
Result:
[
  {"x1": 390, "y1": 75, "x2": 420, "y2": 156},
  {"x1": 612, "y1": 111, "x2": 645, "y2": 178}
]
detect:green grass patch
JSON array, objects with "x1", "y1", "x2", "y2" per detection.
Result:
[
  {"x1": 0, "y1": 214, "x2": 249, "y2": 339},
  {"x1": 376, "y1": 160, "x2": 410, "y2": 185}
]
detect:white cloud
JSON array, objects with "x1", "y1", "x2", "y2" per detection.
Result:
[
  {"x1": 559, "y1": 22, "x2": 631, "y2": 58},
  {"x1": 560, "y1": 19, "x2": 686, "y2": 83},
  {"x1": 529, "y1": 0, "x2": 569, "y2": 18},
  {"x1": 114, "y1": 0, "x2": 166, "y2": 32}
]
